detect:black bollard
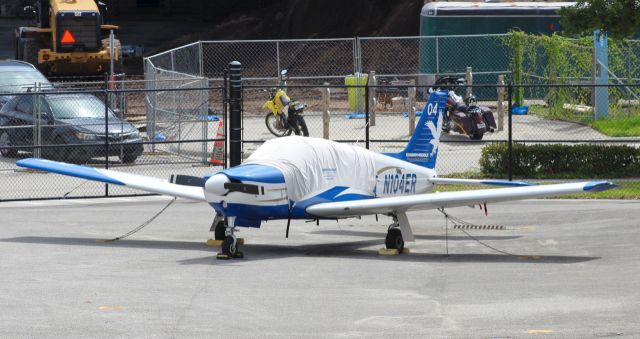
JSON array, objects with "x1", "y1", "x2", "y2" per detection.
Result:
[{"x1": 228, "y1": 61, "x2": 242, "y2": 167}]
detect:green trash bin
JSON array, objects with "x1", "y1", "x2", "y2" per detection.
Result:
[{"x1": 345, "y1": 73, "x2": 368, "y2": 112}]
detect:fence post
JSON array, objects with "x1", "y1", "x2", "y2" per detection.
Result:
[
  {"x1": 368, "y1": 71, "x2": 376, "y2": 126},
  {"x1": 33, "y1": 82, "x2": 41, "y2": 159},
  {"x1": 109, "y1": 30, "x2": 115, "y2": 76},
  {"x1": 507, "y1": 82, "x2": 513, "y2": 182},
  {"x1": 104, "y1": 73, "x2": 110, "y2": 196},
  {"x1": 593, "y1": 30, "x2": 609, "y2": 119},
  {"x1": 229, "y1": 61, "x2": 242, "y2": 167},
  {"x1": 408, "y1": 79, "x2": 416, "y2": 135},
  {"x1": 365, "y1": 80, "x2": 370, "y2": 150},
  {"x1": 435, "y1": 37, "x2": 440, "y2": 75},
  {"x1": 465, "y1": 66, "x2": 473, "y2": 97},
  {"x1": 198, "y1": 41, "x2": 204, "y2": 77},
  {"x1": 497, "y1": 75, "x2": 505, "y2": 131},
  {"x1": 223, "y1": 68, "x2": 229, "y2": 169},
  {"x1": 276, "y1": 41, "x2": 281, "y2": 76},
  {"x1": 322, "y1": 82, "x2": 330, "y2": 139}
]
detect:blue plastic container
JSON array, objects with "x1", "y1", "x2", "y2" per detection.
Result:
[{"x1": 512, "y1": 105, "x2": 529, "y2": 115}]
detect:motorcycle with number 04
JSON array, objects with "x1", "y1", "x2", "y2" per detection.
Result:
[{"x1": 263, "y1": 70, "x2": 309, "y2": 137}]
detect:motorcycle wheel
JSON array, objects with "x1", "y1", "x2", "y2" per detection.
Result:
[
  {"x1": 470, "y1": 132, "x2": 484, "y2": 140},
  {"x1": 296, "y1": 115, "x2": 309, "y2": 137},
  {"x1": 265, "y1": 113, "x2": 292, "y2": 137},
  {"x1": 442, "y1": 120, "x2": 451, "y2": 133}
]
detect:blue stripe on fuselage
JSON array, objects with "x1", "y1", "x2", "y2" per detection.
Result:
[
  {"x1": 292, "y1": 186, "x2": 373, "y2": 218},
  {"x1": 211, "y1": 186, "x2": 374, "y2": 226},
  {"x1": 210, "y1": 202, "x2": 290, "y2": 227}
]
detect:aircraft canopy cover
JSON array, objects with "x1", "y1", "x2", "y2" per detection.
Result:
[{"x1": 245, "y1": 136, "x2": 377, "y2": 201}]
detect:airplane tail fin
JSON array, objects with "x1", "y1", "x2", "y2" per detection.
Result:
[{"x1": 385, "y1": 91, "x2": 447, "y2": 169}]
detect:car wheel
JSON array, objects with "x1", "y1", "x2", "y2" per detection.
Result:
[
  {"x1": 43, "y1": 136, "x2": 65, "y2": 161},
  {"x1": 67, "y1": 148, "x2": 89, "y2": 164},
  {"x1": 120, "y1": 153, "x2": 138, "y2": 164},
  {"x1": 0, "y1": 131, "x2": 17, "y2": 158}
]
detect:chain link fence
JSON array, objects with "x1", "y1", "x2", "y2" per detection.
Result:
[
  {"x1": 0, "y1": 82, "x2": 639, "y2": 201},
  {"x1": 240, "y1": 82, "x2": 640, "y2": 180},
  {"x1": 0, "y1": 83, "x2": 225, "y2": 201},
  {"x1": 0, "y1": 35, "x2": 638, "y2": 201},
  {"x1": 146, "y1": 35, "x2": 512, "y2": 83}
]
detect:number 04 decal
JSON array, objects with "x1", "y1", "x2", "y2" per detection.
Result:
[{"x1": 426, "y1": 103, "x2": 438, "y2": 116}]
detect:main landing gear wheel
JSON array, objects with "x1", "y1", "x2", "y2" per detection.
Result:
[{"x1": 385, "y1": 228, "x2": 404, "y2": 251}]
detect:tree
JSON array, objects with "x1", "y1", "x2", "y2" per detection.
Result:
[{"x1": 559, "y1": 0, "x2": 640, "y2": 39}]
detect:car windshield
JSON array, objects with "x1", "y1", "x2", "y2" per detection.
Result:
[
  {"x1": 47, "y1": 96, "x2": 116, "y2": 119},
  {"x1": 0, "y1": 71, "x2": 50, "y2": 93}
]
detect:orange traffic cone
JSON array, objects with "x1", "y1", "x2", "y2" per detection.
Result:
[{"x1": 209, "y1": 120, "x2": 225, "y2": 165}]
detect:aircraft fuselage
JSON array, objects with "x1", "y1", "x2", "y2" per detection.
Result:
[{"x1": 203, "y1": 148, "x2": 437, "y2": 228}]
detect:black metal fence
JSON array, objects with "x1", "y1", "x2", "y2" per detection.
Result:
[{"x1": 0, "y1": 77, "x2": 638, "y2": 201}]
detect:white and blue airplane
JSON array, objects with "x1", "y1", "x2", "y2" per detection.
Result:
[{"x1": 16, "y1": 92, "x2": 616, "y2": 258}]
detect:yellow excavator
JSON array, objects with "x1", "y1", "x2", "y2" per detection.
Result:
[{"x1": 15, "y1": 0, "x2": 122, "y2": 76}]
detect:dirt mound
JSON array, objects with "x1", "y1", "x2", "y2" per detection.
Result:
[{"x1": 116, "y1": 0, "x2": 422, "y2": 56}]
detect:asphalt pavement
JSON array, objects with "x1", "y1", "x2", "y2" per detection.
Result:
[{"x1": 0, "y1": 197, "x2": 638, "y2": 338}]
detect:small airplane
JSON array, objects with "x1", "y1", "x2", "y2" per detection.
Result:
[{"x1": 16, "y1": 91, "x2": 616, "y2": 259}]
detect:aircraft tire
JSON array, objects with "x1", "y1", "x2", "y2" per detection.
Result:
[
  {"x1": 214, "y1": 220, "x2": 226, "y2": 240},
  {"x1": 222, "y1": 237, "x2": 237, "y2": 255},
  {"x1": 385, "y1": 228, "x2": 404, "y2": 251}
]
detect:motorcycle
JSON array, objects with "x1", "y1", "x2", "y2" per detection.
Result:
[
  {"x1": 263, "y1": 70, "x2": 309, "y2": 137},
  {"x1": 431, "y1": 76, "x2": 496, "y2": 140}
]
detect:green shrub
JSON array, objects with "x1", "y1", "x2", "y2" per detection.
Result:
[{"x1": 480, "y1": 143, "x2": 640, "y2": 178}]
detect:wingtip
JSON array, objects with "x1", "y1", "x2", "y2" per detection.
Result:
[
  {"x1": 583, "y1": 181, "x2": 618, "y2": 192},
  {"x1": 16, "y1": 157, "x2": 42, "y2": 168},
  {"x1": 17, "y1": 157, "x2": 65, "y2": 170}
]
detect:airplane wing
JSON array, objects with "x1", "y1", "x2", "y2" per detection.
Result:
[
  {"x1": 306, "y1": 181, "x2": 616, "y2": 217},
  {"x1": 430, "y1": 178, "x2": 533, "y2": 187},
  {"x1": 16, "y1": 158, "x2": 206, "y2": 201}
]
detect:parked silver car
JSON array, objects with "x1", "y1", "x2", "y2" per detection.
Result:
[
  {"x1": 0, "y1": 93, "x2": 143, "y2": 164},
  {"x1": 0, "y1": 60, "x2": 51, "y2": 109}
]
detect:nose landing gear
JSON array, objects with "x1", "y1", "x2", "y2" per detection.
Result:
[{"x1": 212, "y1": 216, "x2": 244, "y2": 259}]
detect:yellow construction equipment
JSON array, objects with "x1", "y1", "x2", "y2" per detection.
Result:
[{"x1": 15, "y1": 0, "x2": 122, "y2": 76}]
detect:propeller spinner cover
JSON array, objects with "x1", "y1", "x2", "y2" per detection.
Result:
[{"x1": 205, "y1": 173, "x2": 230, "y2": 195}]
